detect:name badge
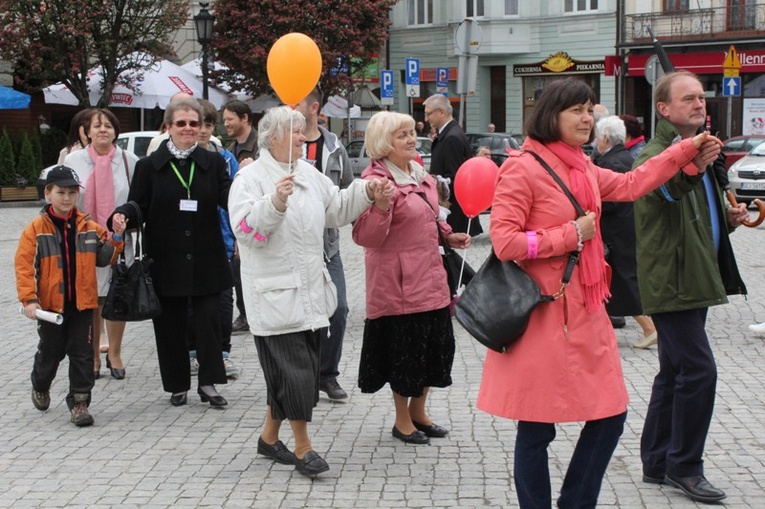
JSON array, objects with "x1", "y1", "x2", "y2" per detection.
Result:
[{"x1": 179, "y1": 199, "x2": 198, "y2": 212}]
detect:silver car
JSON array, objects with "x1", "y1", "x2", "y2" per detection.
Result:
[
  {"x1": 346, "y1": 137, "x2": 431, "y2": 177},
  {"x1": 728, "y1": 141, "x2": 765, "y2": 205}
]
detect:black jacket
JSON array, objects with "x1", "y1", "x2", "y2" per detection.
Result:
[
  {"x1": 113, "y1": 141, "x2": 233, "y2": 297},
  {"x1": 431, "y1": 120, "x2": 483, "y2": 236},
  {"x1": 595, "y1": 143, "x2": 643, "y2": 316}
]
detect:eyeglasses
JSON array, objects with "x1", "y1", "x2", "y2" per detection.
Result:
[
  {"x1": 424, "y1": 108, "x2": 440, "y2": 118},
  {"x1": 172, "y1": 120, "x2": 200, "y2": 128}
]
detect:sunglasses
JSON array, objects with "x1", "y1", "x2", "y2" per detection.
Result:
[{"x1": 172, "y1": 120, "x2": 200, "y2": 128}]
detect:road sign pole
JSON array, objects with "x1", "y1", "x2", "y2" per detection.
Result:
[{"x1": 727, "y1": 96, "x2": 732, "y2": 139}]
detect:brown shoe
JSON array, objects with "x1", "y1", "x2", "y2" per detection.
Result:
[
  {"x1": 32, "y1": 389, "x2": 50, "y2": 411},
  {"x1": 70, "y1": 402, "x2": 94, "y2": 427}
]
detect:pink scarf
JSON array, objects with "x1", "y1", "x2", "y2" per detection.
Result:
[
  {"x1": 83, "y1": 144, "x2": 116, "y2": 228},
  {"x1": 545, "y1": 141, "x2": 610, "y2": 312}
]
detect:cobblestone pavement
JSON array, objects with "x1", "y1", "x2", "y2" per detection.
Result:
[{"x1": 1, "y1": 204, "x2": 763, "y2": 508}]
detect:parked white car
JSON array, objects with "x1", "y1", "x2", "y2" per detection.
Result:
[{"x1": 116, "y1": 130, "x2": 160, "y2": 158}]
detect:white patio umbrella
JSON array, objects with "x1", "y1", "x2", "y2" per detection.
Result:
[
  {"x1": 180, "y1": 58, "x2": 280, "y2": 113},
  {"x1": 43, "y1": 53, "x2": 229, "y2": 110}
]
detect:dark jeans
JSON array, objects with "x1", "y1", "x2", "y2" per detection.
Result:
[
  {"x1": 232, "y1": 255, "x2": 246, "y2": 319},
  {"x1": 31, "y1": 304, "x2": 94, "y2": 410},
  {"x1": 153, "y1": 294, "x2": 227, "y2": 393},
  {"x1": 514, "y1": 412, "x2": 626, "y2": 509},
  {"x1": 641, "y1": 308, "x2": 716, "y2": 478},
  {"x1": 319, "y1": 251, "x2": 348, "y2": 381}
]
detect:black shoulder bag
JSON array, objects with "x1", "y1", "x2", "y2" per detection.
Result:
[
  {"x1": 454, "y1": 151, "x2": 586, "y2": 353},
  {"x1": 102, "y1": 201, "x2": 162, "y2": 321}
]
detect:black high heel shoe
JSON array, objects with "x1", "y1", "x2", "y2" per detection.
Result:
[
  {"x1": 198, "y1": 385, "x2": 227, "y2": 407},
  {"x1": 105, "y1": 354, "x2": 126, "y2": 380}
]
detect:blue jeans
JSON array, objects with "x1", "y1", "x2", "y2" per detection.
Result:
[
  {"x1": 319, "y1": 251, "x2": 348, "y2": 381},
  {"x1": 514, "y1": 412, "x2": 626, "y2": 509}
]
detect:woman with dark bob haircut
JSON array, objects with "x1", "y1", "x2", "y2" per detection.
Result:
[{"x1": 475, "y1": 77, "x2": 722, "y2": 508}]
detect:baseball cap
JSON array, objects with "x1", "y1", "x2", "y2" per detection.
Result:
[{"x1": 45, "y1": 165, "x2": 83, "y2": 188}]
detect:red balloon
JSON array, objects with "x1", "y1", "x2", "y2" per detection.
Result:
[{"x1": 454, "y1": 157, "x2": 499, "y2": 218}]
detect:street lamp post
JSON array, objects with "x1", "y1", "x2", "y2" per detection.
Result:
[{"x1": 194, "y1": 2, "x2": 215, "y2": 100}]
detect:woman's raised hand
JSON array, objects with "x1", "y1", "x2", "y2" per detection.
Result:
[
  {"x1": 368, "y1": 178, "x2": 394, "y2": 211},
  {"x1": 576, "y1": 211, "x2": 597, "y2": 242},
  {"x1": 691, "y1": 131, "x2": 723, "y2": 171},
  {"x1": 272, "y1": 174, "x2": 296, "y2": 212}
]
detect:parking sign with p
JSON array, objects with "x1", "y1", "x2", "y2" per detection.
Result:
[{"x1": 405, "y1": 58, "x2": 420, "y2": 98}]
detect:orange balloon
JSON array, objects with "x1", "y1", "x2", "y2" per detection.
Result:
[{"x1": 267, "y1": 33, "x2": 322, "y2": 105}]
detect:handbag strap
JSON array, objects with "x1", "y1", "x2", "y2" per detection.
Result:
[
  {"x1": 523, "y1": 150, "x2": 584, "y2": 297},
  {"x1": 415, "y1": 189, "x2": 451, "y2": 248},
  {"x1": 125, "y1": 200, "x2": 143, "y2": 259},
  {"x1": 524, "y1": 150, "x2": 586, "y2": 217}
]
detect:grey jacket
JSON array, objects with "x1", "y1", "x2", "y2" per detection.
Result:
[{"x1": 315, "y1": 126, "x2": 354, "y2": 258}]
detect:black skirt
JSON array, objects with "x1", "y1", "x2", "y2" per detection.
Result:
[
  {"x1": 253, "y1": 330, "x2": 321, "y2": 422},
  {"x1": 358, "y1": 307, "x2": 455, "y2": 398}
]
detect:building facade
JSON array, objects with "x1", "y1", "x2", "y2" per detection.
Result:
[
  {"x1": 619, "y1": 0, "x2": 765, "y2": 139},
  {"x1": 387, "y1": 0, "x2": 620, "y2": 135}
]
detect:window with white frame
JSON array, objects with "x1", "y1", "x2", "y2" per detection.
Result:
[
  {"x1": 467, "y1": 0, "x2": 484, "y2": 17},
  {"x1": 408, "y1": 0, "x2": 433, "y2": 25},
  {"x1": 505, "y1": 0, "x2": 519, "y2": 15},
  {"x1": 564, "y1": 0, "x2": 598, "y2": 13}
]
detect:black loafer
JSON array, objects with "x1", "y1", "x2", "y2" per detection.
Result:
[
  {"x1": 392, "y1": 426, "x2": 430, "y2": 444},
  {"x1": 257, "y1": 437, "x2": 296, "y2": 465},
  {"x1": 665, "y1": 473, "x2": 726, "y2": 503},
  {"x1": 170, "y1": 392, "x2": 187, "y2": 406},
  {"x1": 412, "y1": 420, "x2": 449, "y2": 438},
  {"x1": 198, "y1": 386, "x2": 227, "y2": 407},
  {"x1": 294, "y1": 450, "x2": 329, "y2": 477}
]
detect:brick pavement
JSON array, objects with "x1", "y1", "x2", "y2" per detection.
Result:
[{"x1": 0, "y1": 203, "x2": 763, "y2": 508}]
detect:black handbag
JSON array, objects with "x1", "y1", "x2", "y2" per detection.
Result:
[
  {"x1": 454, "y1": 151, "x2": 585, "y2": 353},
  {"x1": 102, "y1": 201, "x2": 162, "y2": 321}
]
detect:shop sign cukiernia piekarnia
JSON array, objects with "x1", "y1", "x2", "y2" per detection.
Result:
[{"x1": 513, "y1": 52, "x2": 605, "y2": 77}]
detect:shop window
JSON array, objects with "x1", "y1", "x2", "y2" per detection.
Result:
[
  {"x1": 408, "y1": 0, "x2": 433, "y2": 25},
  {"x1": 564, "y1": 0, "x2": 598, "y2": 13},
  {"x1": 663, "y1": 0, "x2": 689, "y2": 11},
  {"x1": 728, "y1": 0, "x2": 757, "y2": 30},
  {"x1": 505, "y1": 0, "x2": 519, "y2": 15},
  {"x1": 467, "y1": 0, "x2": 484, "y2": 17}
]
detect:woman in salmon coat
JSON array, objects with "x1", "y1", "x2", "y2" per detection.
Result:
[{"x1": 476, "y1": 78, "x2": 721, "y2": 508}]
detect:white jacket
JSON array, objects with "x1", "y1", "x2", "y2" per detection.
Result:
[{"x1": 228, "y1": 148, "x2": 373, "y2": 336}]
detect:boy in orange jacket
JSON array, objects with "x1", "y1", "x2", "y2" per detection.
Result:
[{"x1": 15, "y1": 166, "x2": 125, "y2": 426}]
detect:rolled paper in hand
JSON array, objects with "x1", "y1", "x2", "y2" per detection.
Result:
[{"x1": 19, "y1": 306, "x2": 63, "y2": 325}]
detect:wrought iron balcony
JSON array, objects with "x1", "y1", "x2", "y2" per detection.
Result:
[{"x1": 624, "y1": 4, "x2": 765, "y2": 44}]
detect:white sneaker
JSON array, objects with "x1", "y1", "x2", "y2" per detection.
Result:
[
  {"x1": 748, "y1": 322, "x2": 765, "y2": 334},
  {"x1": 190, "y1": 356, "x2": 199, "y2": 376},
  {"x1": 223, "y1": 356, "x2": 240, "y2": 379}
]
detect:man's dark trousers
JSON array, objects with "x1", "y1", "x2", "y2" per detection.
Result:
[{"x1": 641, "y1": 308, "x2": 717, "y2": 478}]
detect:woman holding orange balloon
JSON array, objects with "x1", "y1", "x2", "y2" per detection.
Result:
[
  {"x1": 352, "y1": 111, "x2": 471, "y2": 445},
  {"x1": 228, "y1": 106, "x2": 392, "y2": 477}
]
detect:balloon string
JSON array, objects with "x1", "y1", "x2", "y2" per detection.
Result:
[
  {"x1": 288, "y1": 113, "x2": 294, "y2": 173},
  {"x1": 457, "y1": 217, "x2": 471, "y2": 291}
]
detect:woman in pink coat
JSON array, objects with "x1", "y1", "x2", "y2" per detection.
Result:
[
  {"x1": 353, "y1": 111, "x2": 471, "y2": 445},
  {"x1": 476, "y1": 78, "x2": 721, "y2": 508}
]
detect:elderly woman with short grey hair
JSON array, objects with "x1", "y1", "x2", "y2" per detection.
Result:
[
  {"x1": 594, "y1": 115, "x2": 658, "y2": 349},
  {"x1": 110, "y1": 96, "x2": 233, "y2": 408},
  {"x1": 228, "y1": 105, "x2": 392, "y2": 477}
]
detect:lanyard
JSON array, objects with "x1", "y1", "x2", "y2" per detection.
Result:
[{"x1": 170, "y1": 161, "x2": 195, "y2": 199}]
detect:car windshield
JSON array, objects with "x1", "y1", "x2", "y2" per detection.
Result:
[
  {"x1": 416, "y1": 138, "x2": 432, "y2": 154},
  {"x1": 750, "y1": 142, "x2": 765, "y2": 156}
]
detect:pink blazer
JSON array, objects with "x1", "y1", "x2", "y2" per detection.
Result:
[{"x1": 352, "y1": 159, "x2": 453, "y2": 319}]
